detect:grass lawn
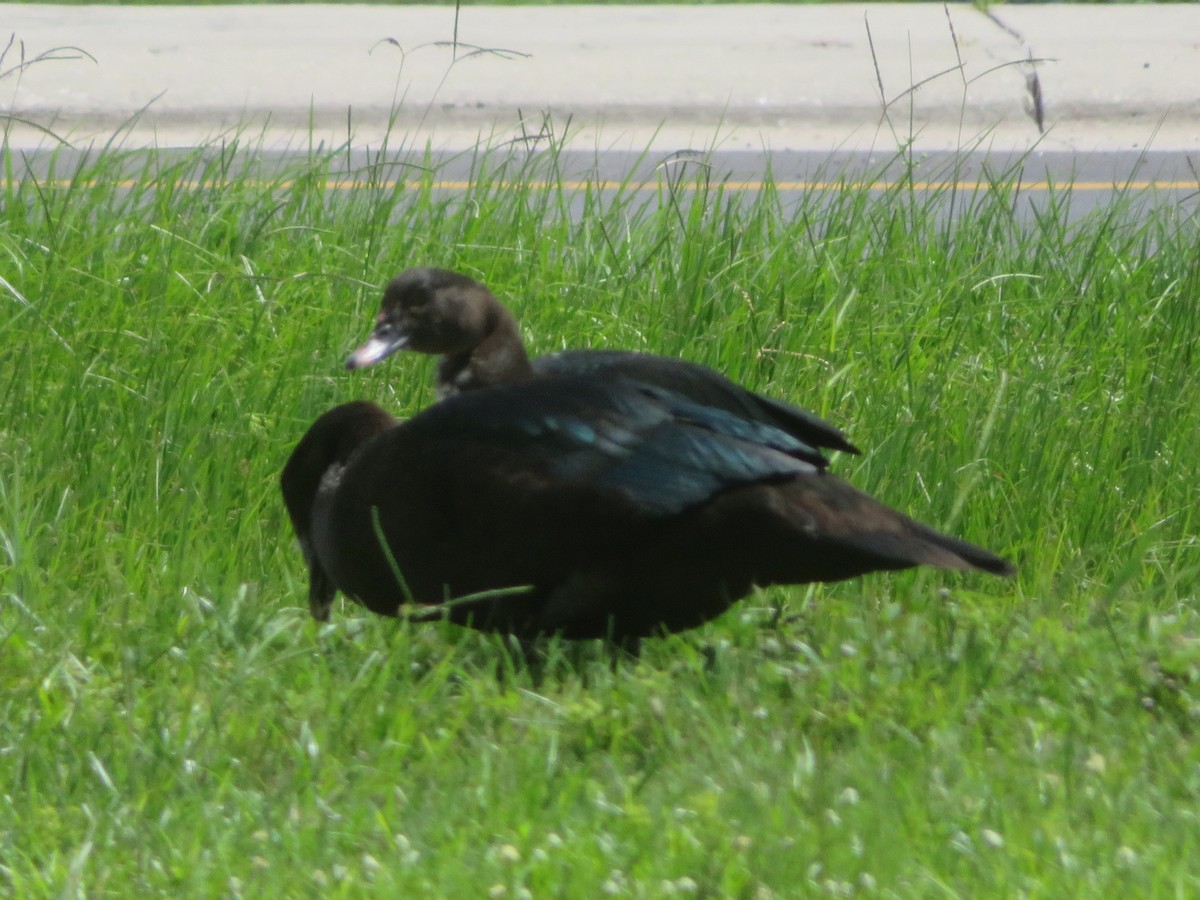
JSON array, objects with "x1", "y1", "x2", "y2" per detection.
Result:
[{"x1": 2, "y1": 115, "x2": 1199, "y2": 896}]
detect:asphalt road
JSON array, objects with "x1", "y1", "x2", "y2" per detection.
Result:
[
  {"x1": 6, "y1": 4, "x2": 1198, "y2": 222},
  {"x1": 12, "y1": 145, "x2": 1199, "y2": 225}
]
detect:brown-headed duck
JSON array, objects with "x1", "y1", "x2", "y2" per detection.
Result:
[{"x1": 345, "y1": 267, "x2": 861, "y2": 459}]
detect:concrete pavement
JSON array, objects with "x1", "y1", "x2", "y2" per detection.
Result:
[{"x1": 2, "y1": 4, "x2": 1198, "y2": 154}]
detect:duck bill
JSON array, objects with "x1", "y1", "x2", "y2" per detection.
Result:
[{"x1": 345, "y1": 331, "x2": 409, "y2": 370}]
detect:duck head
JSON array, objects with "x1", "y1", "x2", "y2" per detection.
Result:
[
  {"x1": 346, "y1": 267, "x2": 534, "y2": 396},
  {"x1": 346, "y1": 268, "x2": 508, "y2": 366},
  {"x1": 280, "y1": 401, "x2": 398, "y2": 621}
]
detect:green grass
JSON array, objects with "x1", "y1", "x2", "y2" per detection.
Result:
[{"x1": 3, "y1": 117, "x2": 1200, "y2": 896}]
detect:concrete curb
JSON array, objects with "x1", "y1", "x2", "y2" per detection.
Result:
[{"x1": 3, "y1": 4, "x2": 1198, "y2": 152}]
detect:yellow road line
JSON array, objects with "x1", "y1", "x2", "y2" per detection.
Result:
[{"x1": 12, "y1": 177, "x2": 1197, "y2": 192}]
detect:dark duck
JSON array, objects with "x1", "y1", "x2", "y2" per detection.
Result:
[
  {"x1": 345, "y1": 267, "x2": 862, "y2": 458},
  {"x1": 281, "y1": 375, "x2": 1014, "y2": 643}
]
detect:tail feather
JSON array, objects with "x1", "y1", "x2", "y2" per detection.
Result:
[
  {"x1": 747, "y1": 473, "x2": 1015, "y2": 583},
  {"x1": 840, "y1": 519, "x2": 1015, "y2": 577}
]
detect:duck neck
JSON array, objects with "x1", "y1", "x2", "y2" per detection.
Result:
[{"x1": 437, "y1": 302, "x2": 534, "y2": 398}]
